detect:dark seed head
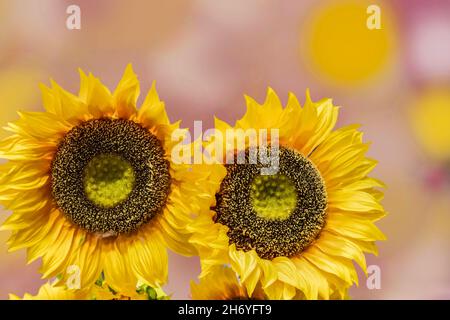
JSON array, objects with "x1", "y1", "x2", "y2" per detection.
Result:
[
  {"x1": 51, "y1": 118, "x2": 171, "y2": 235},
  {"x1": 215, "y1": 146, "x2": 327, "y2": 260}
]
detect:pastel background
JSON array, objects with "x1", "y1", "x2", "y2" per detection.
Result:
[{"x1": 1, "y1": 0, "x2": 449, "y2": 299}]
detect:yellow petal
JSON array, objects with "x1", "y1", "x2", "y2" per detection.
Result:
[
  {"x1": 244, "y1": 266, "x2": 261, "y2": 297},
  {"x1": 309, "y1": 124, "x2": 361, "y2": 165},
  {"x1": 259, "y1": 258, "x2": 278, "y2": 288},
  {"x1": 291, "y1": 257, "x2": 329, "y2": 299},
  {"x1": 303, "y1": 246, "x2": 357, "y2": 286},
  {"x1": 316, "y1": 231, "x2": 367, "y2": 273},
  {"x1": 113, "y1": 64, "x2": 139, "y2": 119},
  {"x1": 137, "y1": 81, "x2": 170, "y2": 127},
  {"x1": 262, "y1": 87, "x2": 283, "y2": 114},
  {"x1": 229, "y1": 245, "x2": 258, "y2": 283},
  {"x1": 328, "y1": 190, "x2": 384, "y2": 212},
  {"x1": 321, "y1": 144, "x2": 370, "y2": 182},
  {"x1": 78, "y1": 70, "x2": 114, "y2": 117},
  {"x1": 295, "y1": 98, "x2": 339, "y2": 156},
  {"x1": 103, "y1": 239, "x2": 136, "y2": 292},
  {"x1": 69, "y1": 232, "x2": 102, "y2": 289},
  {"x1": 272, "y1": 257, "x2": 308, "y2": 293},
  {"x1": 325, "y1": 214, "x2": 386, "y2": 241},
  {"x1": 236, "y1": 95, "x2": 262, "y2": 129},
  {"x1": 40, "y1": 225, "x2": 76, "y2": 278},
  {"x1": 15, "y1": 111, "x2": 70, "y2": 140},
  {"x1": 49, "y1": 79, "x2": 89, "y2": 123},
  {"x1": 350, "y1": 239, "x2": 379, "y2": 256},
  {"x1": 128, "y1": 229, "x2": 168, "y2": 288}
]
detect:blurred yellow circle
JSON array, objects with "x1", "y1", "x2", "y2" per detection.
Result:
[
  {"x1": 411, "y1": 88, "x2": 450, "y2": 161},
  {"x1": 0, "y1": 66, "x2": 42, "y2": 139},
  {"x1": 303, "y1": 0, "x2": 396, "y2": 86}
]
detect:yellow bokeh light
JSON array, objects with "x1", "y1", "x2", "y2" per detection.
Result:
[
  {"x1": 411, "y1": 88, "x2": 450, "y2": 161},
  {"x1": 0, "y1": 66, "x2": 42, "y2": 138},
  {"x1": 302, "y1": 0, "x2": 396, "y2": 86}
]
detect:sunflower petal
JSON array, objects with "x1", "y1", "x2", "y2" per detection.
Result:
[
  {"x1": 303, "y1": 246, "x2": 357, "y2": 286},
  {"x1": 113, "y1": 64, "x2": 139, "y2": 118},
  {"x1": 128, "y1": 229, "x2": 168, "y2": 288},
  {"x1": 229, "y1": 245, "x2": 259, "y2": 284},
  {"x1": 103, "y1": 239, "x2": 136, "y2": 292},
  {"x1": 137, "y1": 81, "x2": 170, "y2": 127},
  {"x1": 316, "y1": 231, "x2": 367, "y2": 273},
  {"x1": 79, "y1": 70, "x2": 114, "y2": 117},
  {"x1": 325, "y1": 214, "x2": 386, "y2": 241}
]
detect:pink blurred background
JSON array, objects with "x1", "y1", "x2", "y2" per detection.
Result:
[{"x1": 1, "y1": 0, "x2": 449, "y2": 299}]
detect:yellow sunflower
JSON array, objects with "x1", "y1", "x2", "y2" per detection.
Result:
[
  {"x1": 10, "y1": 279, "x2": 167, "y2": 300},
  {"x1": 0, "y1": 64, "x2": 204, "y2": 294},
  {"x1": 191, "y1": 266, "x2": 266, "y2": 300},
  {"x1": 189, "y1": 88, "x2": 386, "y2": 299},
  {"x1": 9, "y1": 282, "x2": 86, "y2": 300},
  {"x1": 191, "y1": 266, "x2": 347, "y2": 300}
]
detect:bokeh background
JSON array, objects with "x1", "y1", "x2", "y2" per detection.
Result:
[{"x1": 1, "y1": 0, "x2": 449, "y2": 299}]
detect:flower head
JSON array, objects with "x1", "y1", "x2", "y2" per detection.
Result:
[{"x1": 189, "y1": 88, "x2": 386, "y2": 299}]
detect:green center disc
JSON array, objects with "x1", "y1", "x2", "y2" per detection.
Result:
[
  {"x1": 250, "y1": 174, "x2": 297, "y2": 220},
  {"x1": 83, "y1": 154, "x2": 135, "y2": 208}
]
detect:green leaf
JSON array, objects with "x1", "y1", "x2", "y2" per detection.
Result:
[{"x1": 146, "y1": 286, "x2": 157, "y2": 300}]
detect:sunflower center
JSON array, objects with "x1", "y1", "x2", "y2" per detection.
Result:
[
  {"x1": 83, "y1": 154, "x2": 135, "y2": 208},
  {"x1": 250, "y1": 174, "x2": 297, "y2": 220},
  {"x1": 215, "y1": 146, "x2": 327, "y2": 260},
  {"x1": 51, "y1": 118, "x2": 171, "y2": 235}
]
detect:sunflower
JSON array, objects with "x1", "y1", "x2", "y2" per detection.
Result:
[
  {"x1": 9, "y1": 282, "x2": 86, "y2": 300},
  {"x1": 191, "y1": 266, "x2": 266, "y2": 300},
  {"x1": 10, "y1": 279, "x2": 168, "y2": 300},
  {"x1": 0, "y1": 65, "x2": 204, "y2": 293},
  {"x1": 189, "y1": 88, "x2": 386, "y2": 299},
  {"x1": 191, "y1": 266, "x2": 350, "y2": 300}
]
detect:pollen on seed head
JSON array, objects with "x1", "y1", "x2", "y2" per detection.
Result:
[
  {"x1": 83, "y1": 153, "x2": 136, "y2": 208},
  {"x1": 51, "y1": 118, "x2": 171, "y2": 235},
  {"x1": 250, "y1": 174, "x2": 297, "y2": 221},
  {"x1": 214, "y1": 146, "x2": 327, "y2": 260}
]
